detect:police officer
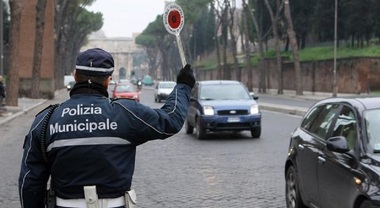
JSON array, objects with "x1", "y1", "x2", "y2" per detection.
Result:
[{"x1": 18, "y1": 48, "x2": 195, "y2": 208}]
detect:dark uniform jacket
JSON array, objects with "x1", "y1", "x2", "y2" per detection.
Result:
[{"x1": 18, "y1": 82, "x2": 192, "y2": 208}]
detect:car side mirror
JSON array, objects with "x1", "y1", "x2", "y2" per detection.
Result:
[
  {"x1": 250, "y1": 92, "x2": 259, "y2": 100},
  {"x1": 326, "y1": 136, "x2": 349, "y2": 153}
]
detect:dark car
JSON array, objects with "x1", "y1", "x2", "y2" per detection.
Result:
[
  {"x1": 285, "y1": 96, "x2": 380, "y2": 208},
  {"x1": 185, "y1": 80, "x2": 261, "y2": 139}
]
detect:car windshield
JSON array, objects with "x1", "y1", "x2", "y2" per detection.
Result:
[
  {"x1": 364, "y1": 109, "x2": 380, "y2": 152},
  {"x1": 160, "y1": 82, "x2": 176, "y2": 89},
  {"x1": 115, "y1": 85, "x2": 136, "y2": 93},
  {"x1": 200, "y1": 84, "x2": 250, "y2": 100}
]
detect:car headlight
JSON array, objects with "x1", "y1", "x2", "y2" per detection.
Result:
[
  {"x1": 250, "y1": 104, "x2": 259, "y2": 114},
  {"x1": 203, "y1": 106, "x2": 215, "y2": 116}
]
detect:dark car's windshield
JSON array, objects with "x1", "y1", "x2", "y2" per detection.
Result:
[
  {"x1": 200, "y1": 84, "x2": 250, "y2": 100},
  {"x1": 364, "y1": 109, "x2": 380, "y2": 152}
]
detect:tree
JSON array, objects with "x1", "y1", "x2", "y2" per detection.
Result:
[
  {"x1": 212, "y1": 0, "x2": 232, "y2": 79},
  {"x1": 342, "y1": 0, "x2": 372, "y2": 47},
  {"x1": 313, "y1": 0, "x2": 336, "y2": 43},
  {"x1": 2, "y1": 1, "x2": 11, "y2": 45},
  {"x1": 242, "y1": 0, "x2": 253, "y2": 91},
  {"x1": 191, "y1": 5, "x2": 216, "y2": 63},
  {"x1": 6, "y1": 0, "x2": 23, "y2": 106},
  {"x1": 135, "y1": 19, "x2": 163, "y2": 80},
  {"x1": 226, "y1": 0, "x2": 241, "y2": 81},
  {"x1": 136, "y1": 0, "x2": 213, "y2": 81},
  {"x1": 54, "y1": 0, "x2": 102, "y2": 89},
  {"x1": 247, "y1": 0, "x2": 267, "y2": 93},
  {"x1": 284, "y1": 0, "x2": 302, "y2": 95},
  {"x1": 30, "y1": 0, "x2": 47, "y2": 98},
  {"x1": 287, "y1": 0, "x2": 316, "y2": 49},
  {"x1": 176, "y1": 0, "x2": 214, "y2": 62},
  {"x1": 264, "y1": 0, "x2": 284, "y2": 94}
]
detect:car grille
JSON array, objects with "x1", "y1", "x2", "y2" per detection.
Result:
[
  {"x1": 217, "y1": 110, "x2": 248, "y2": 115},
  {"x1": 216, "y1": 123, "x2": 251, "y2": 128}
]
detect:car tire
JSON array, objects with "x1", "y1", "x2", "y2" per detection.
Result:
[
  {"x1": 286, "y1": 166, "x2": 306, "y2": 208},
  {"x1": 195, "y1": 118, "x2": 206, "y2": 139},
  {"x1": 250, "y1": 127, "x2": 261, "y2": 138},
  {"x1": 185, "y1": 120, "x2": 194, "y2": 134},
  {"x1": 359, "y1": 200, "x2": 373, "y2": 208}
]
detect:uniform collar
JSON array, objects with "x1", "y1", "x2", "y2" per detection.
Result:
[{"x1": 69, "y1": 81, "x2": 109, "y2": 97}]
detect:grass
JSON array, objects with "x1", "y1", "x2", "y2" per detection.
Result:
[
  {"x1": 269, "y1": 45, "x2": 380, "y2": 62},
  {"x1": 196, "y1": 45, "x2": 380, "y2": 67}
]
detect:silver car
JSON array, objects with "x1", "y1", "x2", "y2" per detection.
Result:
[{"x1": 154, "y1": 81, "x2": 176, "y2": 103}]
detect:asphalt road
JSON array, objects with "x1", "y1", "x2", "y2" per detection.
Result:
[{"x1": 0, "y1": 87, "x2": 303, "y2": 208}]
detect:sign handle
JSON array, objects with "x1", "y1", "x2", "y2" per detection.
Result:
[{"x1": 176, "y1": 34, "x2": 187, "y2": 67}]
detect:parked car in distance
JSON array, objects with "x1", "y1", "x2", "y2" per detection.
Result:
[
  {"x1": 284, "y1": 96, "x2": 380, "y2": 208},
  {"x1": 111, "y1": 83, "x2": 140, "y2": 102},
  {"x1": 154, "y1": 81, "x2": 176, "y2": 103},
  {"x1": 66, "y1": 81, "x2": 75, "y2": 91},
  {"x1": 185, "y1": 80, "x2": 261, "y2": 139}
]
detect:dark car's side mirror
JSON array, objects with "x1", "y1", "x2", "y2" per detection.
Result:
[
  {"x1": 250, "y1": 92, "x2": 259, "y2": 100},
  {"x1": 326, "y1": 136, "x2": 349, "y2": 153}
]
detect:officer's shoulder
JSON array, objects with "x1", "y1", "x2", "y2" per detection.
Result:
[
  {"x1": 35, "y1": 103, "x2": 60, "y2": 117},
  {"x1": 110, "y1": 98, "x2": 136, "y2": 102}
]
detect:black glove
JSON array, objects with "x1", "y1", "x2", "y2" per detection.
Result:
[{"x1": 177, "y1": 64, "x2": 195, "y2": 88}]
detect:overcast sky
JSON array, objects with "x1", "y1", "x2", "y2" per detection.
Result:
[
  {"x1": 87, "y1": 0, "x2": 171, "y2": 38},
  {"x1": 87, "y1": 1, "x2": 243, "y2": 38}
]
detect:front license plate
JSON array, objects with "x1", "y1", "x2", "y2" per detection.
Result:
[{"x1": 227, "y1": 117, "x2": 240, "y2": 122}]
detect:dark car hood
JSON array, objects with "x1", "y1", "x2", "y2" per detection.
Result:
[
  {"x1": 367, "y1": 154, "x2": 380, "y2": 168},
  {"x1": 200, "y1": 100, "x2": 257, "y2": 110}
]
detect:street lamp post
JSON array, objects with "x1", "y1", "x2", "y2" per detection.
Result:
[{"x1": 333, "y1": 0, "x2": 338, "y2": 97}]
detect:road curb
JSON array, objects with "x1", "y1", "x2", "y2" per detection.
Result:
[
  {"x1": 0, "y1": 99, "x2": 48, "y2": 126},
  {"x1": 259, "y1": 103, "x2": 308, "y2": 116},
  {"x1": 0, "y1": 89, "x2": 66, "y2": 127}
]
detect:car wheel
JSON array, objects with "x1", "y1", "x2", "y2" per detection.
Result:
[
  {"x1": 286, "y1": 166, "x2": 306, "y2": 208},
  {"x1": 185, "y1": 120, "x2": 194, "y2": 134},
  {"x1": 195, "y1": 118, "x2": 206, "y2": 139},
  {"x1": 250, "y1": 127, "x2": 261, "y2": 138},
  {"x1": 359, "y1": 200, "x2": 373, "y2": 208}
]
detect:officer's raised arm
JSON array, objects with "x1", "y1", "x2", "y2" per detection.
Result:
[{"x1": 113, "y1": 64, "x2": 196, "y2": 143}]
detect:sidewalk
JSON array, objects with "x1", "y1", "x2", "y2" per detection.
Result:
[
  {"x1": 253, "y1": 88, "x2": 360, "y2": 116},
  {"x1": 253, "y1": 88, "x2": 356, "y2": 101},
  {"x1": 0, "y1": 97, "x2": 48, "y2": 126}
]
